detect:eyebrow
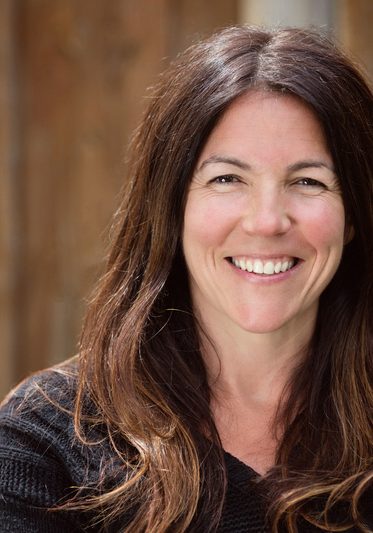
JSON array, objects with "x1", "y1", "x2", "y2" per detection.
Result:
[
  {"x1": 197, "y1": 155, "x2": 251, "y2": 172},
  {"x1": 287, "y1": 159, "x2": 335, "y2": 173},
  {"x1": 197, "y1": 155, "x2": 335, "y2": 174}
]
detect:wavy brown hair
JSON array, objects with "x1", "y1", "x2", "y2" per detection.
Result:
[{"x1": 72, "y1": 26, "x2": 372, "y2": 531}]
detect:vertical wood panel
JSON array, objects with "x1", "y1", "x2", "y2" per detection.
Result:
[
  {"x1": 0, "y1": 0, "x2": 17, "y2": 398},
  {"x1": 15, "y1": 0, "x2": 171, "y2": 378},
  {"x1": 239, "y1": 0, "x2": 334, "y2": 27},
  {"x1": 165, "y1": 0, "x2": 238, "y2": 55},
  {"x1": 5, "y1": 0, "x2": 239, "y2": 386},
  {"x1": 338, "y1": 0, "x2": 373, "y2": 79}
]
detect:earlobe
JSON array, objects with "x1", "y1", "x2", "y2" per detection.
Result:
[{"x1": 344, "y1": 224, "x2": 355, "y2": 245}]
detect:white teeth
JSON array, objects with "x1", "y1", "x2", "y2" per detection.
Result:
[
  {"x1": 232, "y1": 257, "x2": 296, "y2": 275},
  {"x1": 263, "y1": 262, "x2": 275, "y2": 275},
  {"x1": 253, "y1": 260, "x2": 264, "y2": 274}
]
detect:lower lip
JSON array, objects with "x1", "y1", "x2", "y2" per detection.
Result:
[{"x1": 226, "y1": 259, "x2": 302, "y2": 283}]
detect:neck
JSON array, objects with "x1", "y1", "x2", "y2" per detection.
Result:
[
  {"x1": 199, "y1": 312, "x2": 315, "y2": 408},
  {"x1": 197, "y1": 314, "x2": 315, "y2": 474}
]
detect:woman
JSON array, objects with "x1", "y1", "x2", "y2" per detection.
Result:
[{"x1": 0, "y1": 26, "x2": 372, "y2": 532}]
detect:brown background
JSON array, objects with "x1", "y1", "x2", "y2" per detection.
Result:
[{"x1": 1, "y1": 0, "x2": 372, "y2": 398}]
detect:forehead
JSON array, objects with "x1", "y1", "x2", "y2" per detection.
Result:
[{"x1": 197, "y1": 90, "x2": 331, "y2": 169}]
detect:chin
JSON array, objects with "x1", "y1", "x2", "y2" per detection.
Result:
[
  {"x1": 231, "y1": 315, "x2": 286, "y2": 335},
  {"x1": 238, "y1": 322, "x2": 287, "y2": 335}
]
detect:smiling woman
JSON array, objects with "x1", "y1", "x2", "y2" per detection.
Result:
[
  {"x1": 184, "y1": 91, "x2": 346, "y2": 340},
  {"x1": 0, "y1": 26, "x2": 372, "y2": 532}
]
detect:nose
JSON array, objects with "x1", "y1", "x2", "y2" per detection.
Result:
[{"x1": 241, "y1": 188, "x2": 291, "y2": 236}]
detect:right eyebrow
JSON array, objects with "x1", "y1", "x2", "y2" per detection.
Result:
[{"x1": 196, "y1": 155, "x2": 251, "y2": 172}]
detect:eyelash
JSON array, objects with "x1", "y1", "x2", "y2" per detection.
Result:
[
  {"x1": 296, "y1": 177, "x2": 326, "y2": 188},
  {"x1": 210, "y1": 174, "x2": 240, "y2": 184},
  {"x1": 208, "y1": 175, "x2": 328, "y2": 189}
]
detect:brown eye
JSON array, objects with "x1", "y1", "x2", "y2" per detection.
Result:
[
  {"x1": 296, "y1": 178, "x2": 326, "y2": 188},
  {"x1": 210, "y1": 175, "x2": 239, "y2": 184}
]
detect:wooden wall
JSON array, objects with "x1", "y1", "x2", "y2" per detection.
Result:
[
  {"x1": 1, "y1": 0, "x2": 372, "y2": 398},
  {"x1": 338, "y1": 0, "x2": 373, "y2": 79},
  {"x1": 0, "y1": 0, "x2": 16, "y2": 398},
  {"x1": 0, "y1": 0, "x2": 238, "y2": 397}
]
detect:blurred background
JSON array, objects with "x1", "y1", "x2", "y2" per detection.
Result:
[{"x1": 1, "y1": 0, "x2": 372, "y2": 398}]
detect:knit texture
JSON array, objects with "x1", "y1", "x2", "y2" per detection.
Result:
[
  {"x1": 0, "y1": 363, "x2": 268, "y2": 532},
  {"x1": 0, "y1": 362, "x2": 371, "y2": 532}
]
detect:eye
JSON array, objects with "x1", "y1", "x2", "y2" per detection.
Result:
[
  {"x1": 209, "y1": 174, "x2": 240, "y2": 185},
  {"x1": 295, "y1": 177, "x2": 326, "y2": 188}
]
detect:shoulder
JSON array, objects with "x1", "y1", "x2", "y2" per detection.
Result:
[
  {"x1": 0, "y1": 358, "x2": 136, "y2": 531},
  {"x1": 1, "y1": 355, "x2": 79, "y2": 414},
  {"x1": 0, "y1": 357, "x2": 107, "y2": 506},
  {"x1": 0, "y1": 356, "x2": 79, "y2": 460}
]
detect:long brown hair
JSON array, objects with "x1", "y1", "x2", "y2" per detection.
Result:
[{"x1": 73, "y1": 26, "x2": 372, "y2": 531}]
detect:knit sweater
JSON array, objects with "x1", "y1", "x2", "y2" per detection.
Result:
[{"x1": 0, "y1": 362, "x2": 371, "y2": 532}]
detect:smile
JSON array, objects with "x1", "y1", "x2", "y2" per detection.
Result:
[{"x1": 229, "y1": 256, "x2": 298, "y2": 275}]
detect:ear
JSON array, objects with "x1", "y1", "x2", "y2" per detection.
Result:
[{"x1": 344, "y1": 224, "x2": 355, "y2": 245}]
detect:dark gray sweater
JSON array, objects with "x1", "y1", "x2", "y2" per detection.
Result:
[{"x1": 0, "y1": 364, "x2": 370, "y2": 532}]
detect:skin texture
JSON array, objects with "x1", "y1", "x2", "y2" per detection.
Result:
[{"x1": 182, "y1": 91, "x2": 347, "y2": 472}]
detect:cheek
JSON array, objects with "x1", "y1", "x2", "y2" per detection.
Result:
[
  {"x1": 183, "y1": 197, "x2": 238, "y2": 250},
  {"x1": 298, "y1": 200, "x2": 346, "y2": 251}
]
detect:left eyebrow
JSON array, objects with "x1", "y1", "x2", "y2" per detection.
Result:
[{"x1": 287, "y1": 160, "x2": 335, "y2": 173}]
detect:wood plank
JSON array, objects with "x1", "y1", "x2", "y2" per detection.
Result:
[
  {"x1": 165, "y1": 0, "x2": 238, "y2": 54},
  {"x1": 0, "y1": 0, "x2": 17, "y2": 397},
  {"x1": 14, "y1": 0, "x2": 169, "y2": 378},
  {"x1": 338, "y1": 0, "x2": 373, "y2": 80}
]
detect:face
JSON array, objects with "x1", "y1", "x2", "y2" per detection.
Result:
[{"x1": 182, "y1": 91, "x2": 346, "y2": 337}]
